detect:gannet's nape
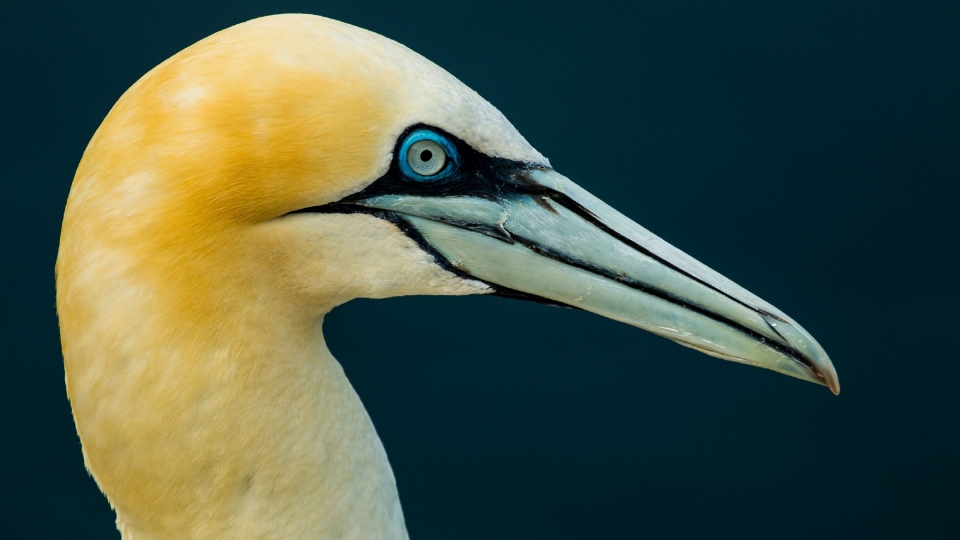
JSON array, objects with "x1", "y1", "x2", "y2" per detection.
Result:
[{"x1": 296, "y1": 125, "x2": 839, "y2": 393}]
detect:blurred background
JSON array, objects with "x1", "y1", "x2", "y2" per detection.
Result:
[{"x1": 3, "y1": 1, "x2": 958, "y2": 538}]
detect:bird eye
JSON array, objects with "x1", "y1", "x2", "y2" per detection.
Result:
[
  {"x1": 407, "y1": 139, "x2": 446, "y2": 176},
  {"x1": 398, "y1": 129, "x2": 459, "y2": 181}
]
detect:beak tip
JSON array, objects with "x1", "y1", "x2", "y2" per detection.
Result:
[{"x1": 821, "y1": 369, "x2": 841, "y2": 395}]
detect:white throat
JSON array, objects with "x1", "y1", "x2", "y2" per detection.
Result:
[{"x1": 118, "y1": 320, "x2": 409, "y2": 540}]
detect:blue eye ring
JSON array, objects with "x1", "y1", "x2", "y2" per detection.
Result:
[{"x1": 398, "y1": 129, "x2": 460, "y2": 181}]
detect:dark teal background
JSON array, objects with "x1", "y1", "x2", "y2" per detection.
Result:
[{"x1": 3, "y1": 1, "x2": 958, "y2": 538}]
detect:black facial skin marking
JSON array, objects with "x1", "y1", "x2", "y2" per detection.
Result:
[{"x1": 288, "y1": 124, "x2": 823, "y2": 381}]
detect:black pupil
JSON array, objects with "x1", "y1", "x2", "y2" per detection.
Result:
[{"x1": 419, "y1": 149, "x2": 433, "y2": 162}]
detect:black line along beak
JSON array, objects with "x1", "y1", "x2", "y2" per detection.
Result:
[{"x1": 313, "y1": 168, "x2": 839, "y2": 394}]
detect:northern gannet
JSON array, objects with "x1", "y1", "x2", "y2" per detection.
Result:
[{"x1": 56, "y1": 14, "x2": 839, "y2": 539}]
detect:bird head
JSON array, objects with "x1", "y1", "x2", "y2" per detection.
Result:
[{"x1": 59, "y1": 14, "x2": 837, "y2": 396}]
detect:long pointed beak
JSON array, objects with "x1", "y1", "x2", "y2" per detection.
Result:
[{"x1": 357, "y1": 169, "x2": 839, "y2": 394}]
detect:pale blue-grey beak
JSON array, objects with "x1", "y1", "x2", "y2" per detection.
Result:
[{"x1": 354, "y1": 168, "x2": 839, "y2": 394}]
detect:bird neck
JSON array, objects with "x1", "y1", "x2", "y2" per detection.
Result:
[{"x1": 63, "y1": 280, "x2": 409, "y2": 539}]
